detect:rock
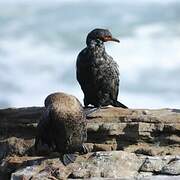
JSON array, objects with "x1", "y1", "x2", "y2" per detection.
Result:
[
  {"x1": 9, "y1": 151, "x2": 180, "y2": 179},
  {"x1": 11, "y1": 165, "x2": 41, "y2": 180},
  {"x1": 10, "y1": 157, "x2": 71, "y2": 180},
  {"x1": 71, "y1": 151, "x2": 142, "y2": 179},
  {"x1": 1, "y1": 107, "x2": 180, "y2": 157},
  {"x1": 161, "y1": 158, "x2": 180, "y2": 175},
  {"x1": 137, "y1": 175, "x2": 180, "y2": 180},
  {"x1": 0, "y1": 137, "x2": 34, "y2": 159},
  {"x1": 140, "y1": 156, "x2": 167, "y2": 172},
  {"x1": 139, "y1": 155, "x2": 180, "y2": 176},
  {"x1": 8, "y1": 151, "x2": 143, "y2": 179},
  {"x1": 0, "y1": 107, "x2": 180, "y2": 178}
]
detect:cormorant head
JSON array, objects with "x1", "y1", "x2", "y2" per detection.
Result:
[{"x1": 86, "y1": 28, "x2": 120, "y2": 46}]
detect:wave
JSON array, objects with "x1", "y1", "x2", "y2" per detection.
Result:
[
  {"x1": 0, "y1": 0, "x2": 179, "y2": 4},
  {"x1": 0, "y1": 1, "x2": 179, "y2": 108}
]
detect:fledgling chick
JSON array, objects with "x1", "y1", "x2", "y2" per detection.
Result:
[{"x1": 35, "y1": 92, "x2": 89, "y2": 165}]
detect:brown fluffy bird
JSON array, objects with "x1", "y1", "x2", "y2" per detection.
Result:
[{"x1": 35, "y1": 92, "x2": 88, "y2": 165}]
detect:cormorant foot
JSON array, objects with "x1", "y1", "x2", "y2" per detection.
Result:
[
  {"x1": 62, "y1": 153, "x2": 78, "y2": 166},
  {"x1": 84, "y1": 107, "x2": 100, "y2": 117},
  {"x1": 82, "y1": 144, "x2": 89, "y2": 154}
]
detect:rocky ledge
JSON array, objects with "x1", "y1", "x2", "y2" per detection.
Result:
[{"x1": 0, "y1": 107, "x2": 180, "y2": 179}]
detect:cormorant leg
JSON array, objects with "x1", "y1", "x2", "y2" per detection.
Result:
[
  {"x1": 34, "y1": 136, "x2": 39, "y2": 152},
  {"x1": 84, "y1": 98, "x2": 89, "y2": 108}
]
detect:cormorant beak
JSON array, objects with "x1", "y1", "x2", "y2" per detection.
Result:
[
  {"x1": 102, "y1": 36, "x2": 120, "y2": 43},
  {"x1": 111, "y1": 37, "x2": 120, "y2": 43}
]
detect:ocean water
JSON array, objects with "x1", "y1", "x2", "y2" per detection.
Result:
[{"x1": 0, "y1": 0, "x2": 180, "y2": 109}]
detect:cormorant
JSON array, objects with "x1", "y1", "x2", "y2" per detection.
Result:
[
  {"x1": 76, "y1": 28, "x2": 127, "y2": 108},
  {"x1": 35, "y1": 92, "x2": 89, "y2": 165}
]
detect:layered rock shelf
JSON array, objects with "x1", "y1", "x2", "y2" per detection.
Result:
[{"x1": 0, "y1": 107, "x2": 180, "y2": 179}]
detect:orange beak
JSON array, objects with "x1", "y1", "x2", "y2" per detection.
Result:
[{"x1": 102, "y1": 36, "x2": 120, "y2": 43}]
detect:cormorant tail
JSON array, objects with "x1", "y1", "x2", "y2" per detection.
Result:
[{"x1": 112, "y1": 100, "x2": 128, "y2": 109}]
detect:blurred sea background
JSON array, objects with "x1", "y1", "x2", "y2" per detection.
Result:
[{"x1": 0, "y1": 0, "x2": 180, "y2": 109}]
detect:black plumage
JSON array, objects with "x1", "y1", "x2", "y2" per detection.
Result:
[
  {"x1": 76, "y1": 28, "x2": 127, "y2": 108},
  {"x1": 35, "y1": 92, "x2": 88, "y2": 164}
]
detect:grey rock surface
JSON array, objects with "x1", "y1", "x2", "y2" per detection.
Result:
[
  {"x1": 0, "y1": 107, "x2": 179, "y2": 179},
  {"x1": 10, "y1": 151, "x2": 180, "y2": 179},
  {"x1": 161, "y1": 158, "x2": 180, "y2": 175}
]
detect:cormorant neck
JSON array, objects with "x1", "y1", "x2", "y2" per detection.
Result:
[{"x1": 86, "y1": 39, "x2": 105, "y2": 51}]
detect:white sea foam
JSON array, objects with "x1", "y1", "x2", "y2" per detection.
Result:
[
  {"x1": 1, "y1": 27, "x2": 179, "y2": 108},
  {"x1": 0, "y1": 0, "x2": 179, "y2": 4},
  {"x1": 107, "y1": 23, "x2": 180, "y2": 108},
  {"x1": 0, "y1": 1, "x2": 179, "y2": 108},
  {"x1": 0, "y1": 37, "x2": 78, "y2": 107}
]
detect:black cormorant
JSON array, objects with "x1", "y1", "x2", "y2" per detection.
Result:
[{"x1": 76, "y1": 28, "x2": 127, "y2": 108}]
